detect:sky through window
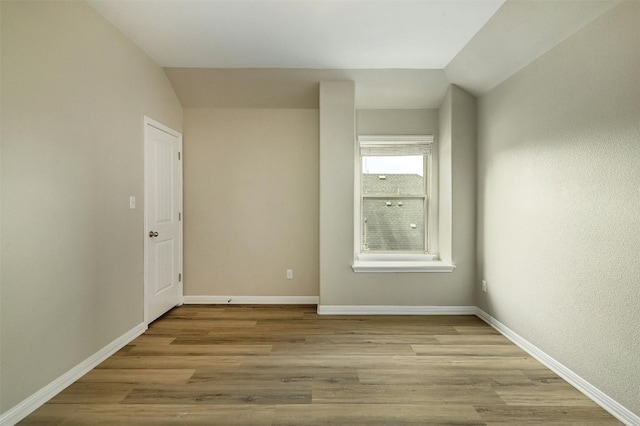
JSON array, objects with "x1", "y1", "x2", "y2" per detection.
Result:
[{"x1": 362, "y1": 155, "x2": 423, "y2": 177}]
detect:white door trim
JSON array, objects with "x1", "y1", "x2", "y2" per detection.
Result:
[{"x1": 143, "y1": 116, "x2": 183, "y2": 325}]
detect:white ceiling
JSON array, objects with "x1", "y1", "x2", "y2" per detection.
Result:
[
  {"x1": 87, "y1": 0, "x2": 620, "y2": 108},
  {"x1": 87, "y1": 0, "x2": 505, "y2": 69}
]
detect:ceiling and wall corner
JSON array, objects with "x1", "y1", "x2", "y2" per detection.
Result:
[
  {"x1": 163, "y1": 68, "x2": 450, "y2": 109},
  {"x1": 86, "y1": 0, "x2": 621, "y2": 109},
  {"x1": 445, "y1": 0, "x2": 620, "y2": 96}
]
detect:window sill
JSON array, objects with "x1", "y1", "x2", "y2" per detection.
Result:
[{"x1": 352, "y1": 260, "x2": 456, "y2": 273}]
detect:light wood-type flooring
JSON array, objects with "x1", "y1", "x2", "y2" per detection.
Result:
[{"x1": 21, "y1": 305, "x2": 621, "y2": 425}]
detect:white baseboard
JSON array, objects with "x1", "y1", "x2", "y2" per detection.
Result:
[
  {"x1": 183, "y1": 295, "x2": 319, "y2": 305},
  {"x1": 317, "y1": 305, "x2": 477, "y2": 315},
  {"x1": 475, "y1": 308, "x2": 639, "y2": 426},
  {"x1": 0, "y1": 323, "x2": 146, "y2": 426}
]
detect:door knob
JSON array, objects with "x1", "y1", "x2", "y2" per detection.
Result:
[{"x1": 149, "y1": 231, "x2": 159, "y2": 238}]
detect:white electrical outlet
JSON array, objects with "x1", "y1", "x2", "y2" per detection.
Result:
[
  {"x1": 286, "y1": 269, "x2": 293, "y2": 280},
  {"x1": 482, "y1": 280, "x2": 488, "y2": 293},
  {"x1": 129, "y1": 196, "x2": 136, "y2": 209}
]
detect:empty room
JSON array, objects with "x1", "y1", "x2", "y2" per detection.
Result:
[{"x1": 1, "y1": 0, "x2": 638, "y2": 424}]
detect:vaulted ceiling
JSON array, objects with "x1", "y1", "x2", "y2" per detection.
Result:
[{"x1": 88, "y1": 0, "x2": 620, "y2": 108}]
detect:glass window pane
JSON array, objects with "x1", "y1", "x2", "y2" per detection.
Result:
[
  {"x1": 362, "y1": 198, "x2": 425, "y2": 251},
  {"x1": 362, "y1": 155, "x2": 424, "y2": 195}
]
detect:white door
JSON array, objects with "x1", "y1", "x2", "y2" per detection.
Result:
[{"x1": 144, "y1": 117, "x2": 182, "y2": 324}]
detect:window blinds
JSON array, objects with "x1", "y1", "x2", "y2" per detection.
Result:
[{"x1": 358, "y1": 135, "x2": 434, "y2": 156}]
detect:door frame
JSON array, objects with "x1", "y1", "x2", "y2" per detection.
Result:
[{"x1": 143, "y1": 116, "x2": 184, "y2": 326}]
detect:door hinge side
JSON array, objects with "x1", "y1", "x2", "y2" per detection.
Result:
[
  {"x1": 178, "y1": 152, "x2": 181, "y2": 160},
  {"x1": 179, "y1": 273, "x2": 182, "y2": 282},
  {"x1": 179, "y1": 212, "x2": 182, "y2": 221}
]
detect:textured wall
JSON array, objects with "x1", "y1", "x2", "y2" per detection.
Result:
[
  {"x1": 0, "y1": 1, "x2": 182, "y2": 413},
  {"x1": 182, "y1": 108, "x2": 319, "y2": 297},
  {"x1": 477, "y1": 1, "x2": 640, "y2": 415}
]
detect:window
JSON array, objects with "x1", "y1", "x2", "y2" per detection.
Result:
[{"x1": 353, "y1": 135, "x2": 453, "y2": 272}]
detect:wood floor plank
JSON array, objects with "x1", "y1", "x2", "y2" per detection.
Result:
[
  {"x1": 189, "y1": 366, "x2": 359, "y2": 386},
  {"x1": 20, "y1": 305, "x2": 621, "y2": 425},
  {"x1": 97, "y1": 355, "x2": 241, "y2": 370},
  {"x1": 434, "y1": 334, "x2": 514, "y2": 345},
  {"x1": 331, "y1": 324, "x2": 463, "y2": 335},
  {"x1": 312, "y1": 382, "x2": 505, "y2": 405},
  {"x1": 235, "y1": 354, "x2": 540, "y2": 372},
  {"x1": 239, "y1": 354, "x2": 427, "y2": 370},
  {"x1": 121, "y1": 382, "x2": 311, "y2": 405},
  {"x1": 126, "y1": 344, "x2": 272, "y2": 356},
  {"x1": 172, "y1": 333, "x2": 309, "y2": 345},
  {"x1": 494, "y1": 383, "x2": 601, "y2": 407},
  {"x1": 475, "y1": 405, "x2": 623, "y2": 425},
  {"x1": 272, "y1": 404, "x2": 485, "y2": 425},
  {"x1": 394, "y1": 355, "x2": 550, "y2": 371},
  {"x1": 47, "y1": 383, "x2": 133, "y2": 405},
  {"x1": 358, "y1": 368, "x2": 534, "y2": 386},
  {"x1": 130, "y1": 336, "x2": 176, "y2": 345},
  {"x1": 188, "y1": 310, "x2": 308, "y2": 321},
  {"x1": 454, "y1": 325, "x2": 502, "y2": 335},
  {"x1": 77, "y1": 368, "x2": 195, "y2": 384},
  {"x1": 302, "y1": 313, "x2": 486, "y2": 326},
  {"x1": 521, "y1": 369, "x2": 567, "y2": 385},
  {"x1": 412, "y1": 344, "x2": 528, "y2": 356},
  {"x1": 148, "y1": 319, "x2": 258, "y2": 329},
  {"x1": 304, "y1": 333, "x2": 441, "y2": 345},
  {"x1": 270, "y1": 342, "x2": 416, "y2": 355},
  {"x1": 112, "y1": 344, "x2": 135, "y2": 355},
  {"x1": 21, "y1": 404, "x2": 275, "y2": 425}
]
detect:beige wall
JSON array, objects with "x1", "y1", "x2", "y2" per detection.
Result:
[
  {"x1": 183, "y1": 108, "x2": 319, "y2": 297},
  {"x1": 0, "y1": 1, "x2": 182, "y2": 413},
  {"x1": 477, "y1": 1, "x2": 640, "y2": 415},
  {"x1": 356, "y1": 109, "x2": 437, "y2": 135},
  {"x1": 319, "y1": 82, "x2": 477, "y2": 307}
]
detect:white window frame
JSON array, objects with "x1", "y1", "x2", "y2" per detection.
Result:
[{"x1": 352, "y1": 135, "x2": 454, "y2": 273}]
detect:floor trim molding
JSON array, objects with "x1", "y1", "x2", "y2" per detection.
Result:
[
  {"x1": 317, "y1": 305, "x2": 477, "y2": 315},
  {"x1": 0, "y1": 323, "x2": 146, "y2": 426},
  {"x1": 183, "y1": 295, "x2": 320, "y2": 305},
  {"x1": 475, "y1": 308, "x2": 639, "y2": 426}
]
